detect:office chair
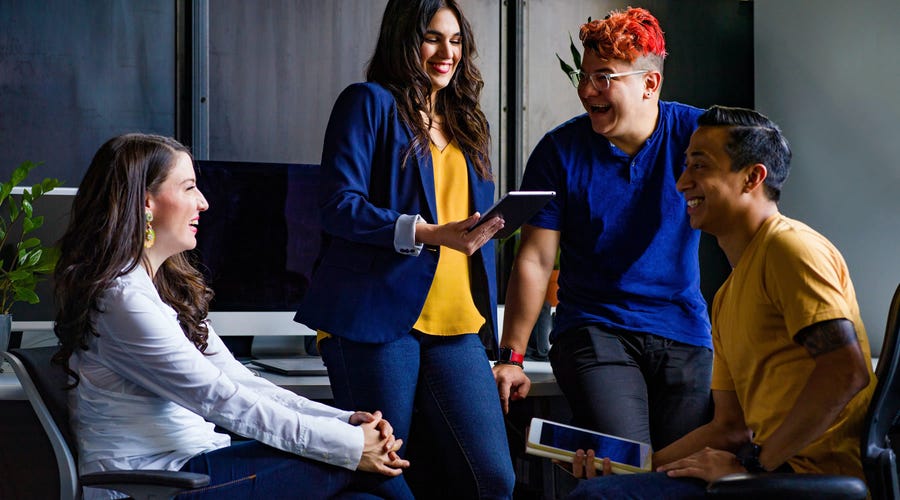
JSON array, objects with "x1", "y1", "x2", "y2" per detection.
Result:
[
  {"x1": 707, "y1": 282, "x2": 900, "y2": 500},
  {"x1": 3, "y1": 346, "x2": 209, "y2": 500}
]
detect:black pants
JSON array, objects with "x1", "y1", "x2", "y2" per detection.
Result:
[{"x1": 549, "y1": 325, "x2": 713, "y2": 449}]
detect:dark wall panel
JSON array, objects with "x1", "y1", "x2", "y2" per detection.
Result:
[
  {"x1": 0, "y1": 0, "x2": 176, "y2": 186},
  {"x1": 207, "y1": 0, "x2": 501, "y2": 166}
]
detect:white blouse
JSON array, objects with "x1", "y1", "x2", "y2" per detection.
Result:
[{"x1": 70, "y1": 267, "x2": 363, "y2": 498}]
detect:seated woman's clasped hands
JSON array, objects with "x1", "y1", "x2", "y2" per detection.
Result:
[{"x1": 353, "y1": 410, "x2": 409, "y2": 475}]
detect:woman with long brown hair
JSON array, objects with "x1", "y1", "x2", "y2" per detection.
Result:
[
  {"x1": 54, "y1": 133, "x2": 412, "y2": 499},
  {"x1": 296, "y1": 1, "x2": 514, "y2": 498}
]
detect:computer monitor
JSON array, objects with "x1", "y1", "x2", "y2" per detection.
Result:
[
  {"x1": 192, "y1": 160, "x2": 320, "y2": 337},
  {"x1": 8, "y1": 187, "x2": 77, "y2": 330}
]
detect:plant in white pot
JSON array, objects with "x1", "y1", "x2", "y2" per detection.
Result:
[{"x1": 0, "y1": 161, "x2": 61, "y2": 354}]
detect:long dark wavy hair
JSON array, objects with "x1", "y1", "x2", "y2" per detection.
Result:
[
  {"x1": 52, "y1": 134, "x2": 213, "y2": 383},
  {"x1": 366, "y1": 0, "x2": 492, "y2": 179}
]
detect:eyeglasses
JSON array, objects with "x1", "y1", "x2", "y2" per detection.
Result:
[{"x1": 567, "y1": 69, "x2": 650, "y2": 91}]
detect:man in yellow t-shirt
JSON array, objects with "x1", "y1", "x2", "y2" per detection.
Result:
[{"x1": 567, "y1": 105, "x2": 875, "y2": 498}]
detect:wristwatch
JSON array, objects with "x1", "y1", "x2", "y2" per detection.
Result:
[
  {"x1": 494, "y1": 347, "x2": 525, "y2": 368},
  {"x1": 736, "y1": 442, "x2": 766, "y2": 473}
]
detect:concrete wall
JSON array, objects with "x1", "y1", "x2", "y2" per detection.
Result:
[{"x1": 755, "y1": 0, "x2": 900, "y2": 354}]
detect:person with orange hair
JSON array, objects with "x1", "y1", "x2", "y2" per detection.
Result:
[{"x1": 494, "y1": 7, "x2": 712, "y2": 455}]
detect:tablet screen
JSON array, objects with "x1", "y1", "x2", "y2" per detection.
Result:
[{"x1": 539, "y1": 423, "x2": 643, "y2": 468}]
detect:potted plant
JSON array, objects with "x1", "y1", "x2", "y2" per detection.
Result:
[{"x1": 0, "y1": 161, "x2": 61, "y2": 353}]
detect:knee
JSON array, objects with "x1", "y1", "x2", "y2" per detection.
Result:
[
  {"x1": 477, "y1": 468, "x2": 515, "y2": 499},
  {"x1": 566, "y1": 476, "x2": 633, "y2": 500}
]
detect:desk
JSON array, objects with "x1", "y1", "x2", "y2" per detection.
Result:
[
  {"x1": 1, "y1": 358, "x2": 561, "y2": 499},
  {"x1": 1, "y1": 359, "x2": 561, "y2": 402},
  {"x1": 254, "y1": 359, "x2": 561, "y2": 400}
]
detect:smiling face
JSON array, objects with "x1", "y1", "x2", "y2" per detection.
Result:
[
  {"x1": 420, "y1": 7, "x2": 461, "y2": 102},
  {"x1": 578, "y1": 51, "x2": 660, "y2": 154},
  {"x1": 677, "y1": 126, "x2": 753, "y2": 236},
  {"x1": 145, "y1": 151, "x2": 208, "y2": 263}
]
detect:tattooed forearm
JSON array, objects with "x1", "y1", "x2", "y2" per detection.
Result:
[{"x1": 793, "y1": 318, "x2": 859, "y2": 357}]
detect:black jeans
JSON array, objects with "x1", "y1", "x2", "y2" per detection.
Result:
[{"x1": 549, "y1": 325, "x2": 713, "y2": 449}]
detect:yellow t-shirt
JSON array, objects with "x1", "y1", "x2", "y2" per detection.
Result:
[
  {"x1": 711, "y1": 213, "x2": 875, "y2": 478},
  {"x1": 411, "y1": 142, "x2": 484, "y2": 335}
]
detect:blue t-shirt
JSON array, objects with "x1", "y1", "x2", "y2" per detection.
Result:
[{"x1": 521, "y1": 101, "x2": 711, "y2": 348}]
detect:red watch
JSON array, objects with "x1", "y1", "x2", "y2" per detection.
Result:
[{"x1": 495, "y1": 347, "x2": 525, "y2": 368}]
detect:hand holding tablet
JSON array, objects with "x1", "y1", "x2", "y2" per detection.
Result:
[
  {"x1": 525, "y1": 418, "x2": 652, "y2": 474},
  {"x1": 468, "y1": 191, "x2": 556, "y2": 240}
]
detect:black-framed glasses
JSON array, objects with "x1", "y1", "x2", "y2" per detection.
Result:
[{"x1": 567, "y1": 69, "x2": 649, "y2": 91}]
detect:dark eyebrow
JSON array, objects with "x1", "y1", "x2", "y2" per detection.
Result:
[{"x1": 425, "y1": 29, "x2": 461, "y2": 37}]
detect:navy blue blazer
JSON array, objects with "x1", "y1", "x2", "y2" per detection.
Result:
[{"x1": 295, "y1": 82, "x2": 499, "y2": 353}]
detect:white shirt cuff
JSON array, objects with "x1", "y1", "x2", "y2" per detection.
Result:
[{"x1": 394, "y1": 214, "x2": 425, "y2": 256}]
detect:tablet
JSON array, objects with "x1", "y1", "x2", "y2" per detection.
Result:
[
  {"x1": 468, "y1": 191, "x2": 555, "y2": 240},
  {"x1": 525, "y1": 418, "x2": 652, "y2": 474}
]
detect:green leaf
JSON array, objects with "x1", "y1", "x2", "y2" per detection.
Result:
[
  {"x1": 14, "y1": 287, "x2": 39, "y2": 304},
  {"x1": 569, "y1": 34, "x2": 582, "y2": 71},
  {"x1": 20, "y1": 237, "x2": 40, "y2": 250},
  {"x1": 21, "y1": 197, "x2": 33, "y2": 217},
  {"x1": 8, "y1": 196, "x2": 19, "y2": 220},
  {"x1": 23, "y1": 215, "x2": 43, "y2": 235},
  {"x1": 7, "y1": 268, "x2": 30, "y2": 281},
  {"x1": 556, "y1": 54, "x2": 575, "y2": 76},
  {"x1": 40, "y1": 177, "x2": 60, "y2": 192},
  {"x1": 21, "y1": 248, "x2": 42, "y2": 268},
  {"x1": 9, "y1": 161, "x2": 35, "y2": 187},
  {"x1": 0, "y1": 160, "x2": 59, "y2": 312}
]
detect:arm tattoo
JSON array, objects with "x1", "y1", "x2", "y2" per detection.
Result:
[{"x1": 793, "y1": 318, "x2": 859, "y2": 357}]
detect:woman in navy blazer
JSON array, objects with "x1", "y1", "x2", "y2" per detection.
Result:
[{"x1": 296, "y1": 0, "x2": 515, "y2": 498}]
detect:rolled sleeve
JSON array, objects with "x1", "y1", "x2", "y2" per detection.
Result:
[
  {"x1": 298, "y1": 415, "x2": 365, "y2": 470},
  {"x1": 394, "y1": 213, "x2": 424, "y2": 256}
]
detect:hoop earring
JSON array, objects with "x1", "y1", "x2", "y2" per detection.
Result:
[{"x1": 144, "y1": 210, "x2": 155, "y2": 249}]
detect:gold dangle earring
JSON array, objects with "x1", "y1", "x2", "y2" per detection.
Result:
[{"x1": 144, "y1": 209, "x2": 156, "y2": 249}]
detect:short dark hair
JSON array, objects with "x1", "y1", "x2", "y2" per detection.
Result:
[{"x1": 698, "y1": 105, "x2": 792, "y2": 201}]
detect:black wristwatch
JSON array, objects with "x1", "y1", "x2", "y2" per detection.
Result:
[
  {"x1": 736, "y1": 442, "x2": 766, "y2": 473},
  {"x1": 494, "y1": 347, "x2": 524, "y2": 368}
]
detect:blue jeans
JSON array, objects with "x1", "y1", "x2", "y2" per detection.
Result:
[
  {"x1": 566, "y1": 472, "x2": 707, "y2": 499},
  {"x1": 550, "y1": 326, "x2": 713, "y2": 449},
  {"x1": 176, "y1": 440, "x2": 413, "y2": 499},
  {"x1": 320, "y1": 332, "x2": 515, "y2": 500}
]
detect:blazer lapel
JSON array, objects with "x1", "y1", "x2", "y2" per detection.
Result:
[{"x1": 415, "y1": 150, "x2": 439, "y2": 223}]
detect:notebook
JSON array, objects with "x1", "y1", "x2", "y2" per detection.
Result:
[{"x1": 250, "y1": 357, "x2": 329, "y2": 376}]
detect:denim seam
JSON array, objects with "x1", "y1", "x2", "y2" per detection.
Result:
[{"x1": 421, "y1": 365, "x2": 484, "y2": 495}]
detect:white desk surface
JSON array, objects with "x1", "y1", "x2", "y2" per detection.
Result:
[{"x1": 1, "y1": 359, "x2": 560, "y2": 401}]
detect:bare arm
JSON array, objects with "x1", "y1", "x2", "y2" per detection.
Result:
[
  {"x1": 653, "y1": 389, "x2": 752, "y2": 468},
  {"x1": 756, "y1": 318, "x2": 870, "y2": 471},
  {"x1": 492, "y1": 225, "x2": 560, "y2": 413}
]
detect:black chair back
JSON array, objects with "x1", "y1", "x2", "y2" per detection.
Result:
[
  {"x1": 11, "y1": 347, "x2": 76, "y2": 454},
  {"x1": 861, "y1": 283, "x2": 900, "y2": 500}
]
